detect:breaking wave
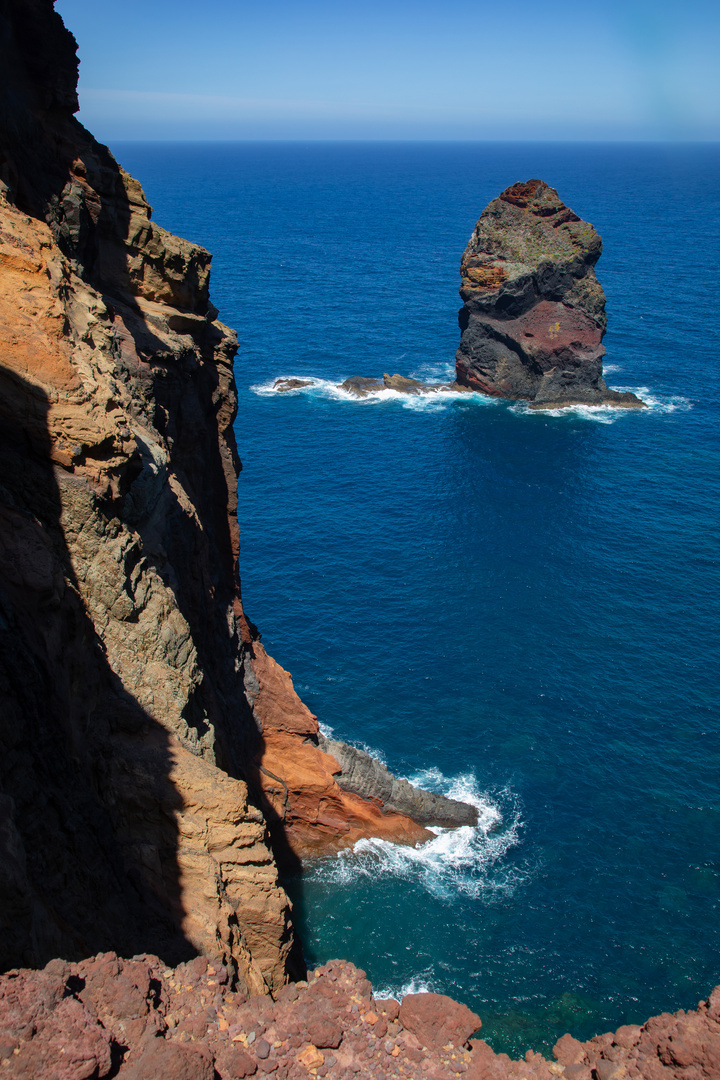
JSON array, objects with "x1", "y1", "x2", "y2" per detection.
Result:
[
  {"x1": 251, "y1": 374, "x2": 690, "y2": 422},
  {"x1": 511, "y1": 387, "x2": 692, "y2": 423},
  {"x1": 306, "y1": 769, "x2": 524, "y2": 902},
  {"x1": 250, "y1": 375, "x2": 498, "y2": 411}
]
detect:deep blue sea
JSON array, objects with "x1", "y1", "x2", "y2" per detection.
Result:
[{"x1": 116, "y1": 141, "x2": 720, "y2": 1057}]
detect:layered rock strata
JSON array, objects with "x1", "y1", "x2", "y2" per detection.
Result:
[
  {"x1": 0, "y1": 0, "x2": 474, "y2": 985},
  {"x1": 455, "y1": 180, "x2": 645, "y2": 409},
  {"x1": 1, "y1": 952, "x2": 718, "y2": 1080}
]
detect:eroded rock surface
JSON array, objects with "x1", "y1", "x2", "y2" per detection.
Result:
[
  {"x1": 273, "y1": 378, "x2": 316, "y2": 392},
  {"x1": 1, "y1": 954, "x2": 717, "y2": 1080},
  {"x1": 455, "y1": 180, "x2": 645, "y2": 410}
]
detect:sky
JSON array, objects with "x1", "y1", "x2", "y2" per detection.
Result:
[{"x1": 54, "y1": 0, "x2": 720, "y2": 141}]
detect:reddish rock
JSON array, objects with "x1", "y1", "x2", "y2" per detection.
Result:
[
  {"x1": 562, "y1": 1067, "x2": 592, "y2": 1080},
  {"x1": 553, "y1": 1032, "x2": 587, "y2": 1065},
  {"x1": 78, "y1": 955, "x2": 162, "y2": 1045},
  {"x1": 216, "y1": 1045, "x2": 259, "y2": 1078},
  {"x1": 398, "y1": 993, "x2": 481, "y2": 1050},
  {"x1": 119, "y1": 1039, "x2": 215, "y2": 1080},
  {"x1": 0, "y1": 957, "x2": 696, "y2": 1080},
  {"x1": 307, "y1": 1019, "x2": 343, "y2": 1049},
  {"x1": 377, "y1": 998, "x2": 401, "y2": 1022},
  {"x1": 2, "y1": 996, "x2": 112, "y2": 1080}
]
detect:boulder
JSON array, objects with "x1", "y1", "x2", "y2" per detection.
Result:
[{"x1": 398, "y1": 992, "x2": 481, "y2": 1050}]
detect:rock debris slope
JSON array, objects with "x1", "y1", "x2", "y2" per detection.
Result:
[
  {"x1": 1, "y1": 953, "x2": 719, "y2": 1080},
  {"x1": 455, "y1": 180, "x2": 645, "y2": 409},
  {"x1": 0, "y1": 0, "x2": 473, "y2": 988}
]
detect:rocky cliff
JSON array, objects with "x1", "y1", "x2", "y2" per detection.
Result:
[
  {"x1": 0, "y1": 0, "x2": 474, "y2": 990},
  {"x1": 1, "y1": 6, "x2": 716, "y2": 1078},
  {"x1": 455, "y1": 180, "x2": 645, "y2": 409}
]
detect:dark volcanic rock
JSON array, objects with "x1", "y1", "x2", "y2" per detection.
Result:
[
  {"x1": 340, "y1": 373, "x2": 470, "y2": 397},
  {"x1": 318, "y1": 735, "x2": 478, "y2": 828},
  {"x1": 340, "y1": 376, "x2": 386, "y2": 397},
  {"x1": 455, "y1": 179, "x2": 645, "y2": 410},
  {"x1": 273, "y1": 378, "x2": 316, "y2": 392}
]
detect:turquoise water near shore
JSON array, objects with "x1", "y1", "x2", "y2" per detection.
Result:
[{"x1": 116, "y1": 142, "x2": 720, "y2": 1056}]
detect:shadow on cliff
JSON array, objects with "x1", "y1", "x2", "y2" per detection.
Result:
[
  {"x1": 0, "y1": 0, "x2": 304, "y2": 977},
  {"x1": 0, "y1": 365, "x2": 202, "y2": 971}
]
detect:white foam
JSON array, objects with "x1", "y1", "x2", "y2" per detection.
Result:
[
  {"x1": 308, "y1": 771, "x2": 523, "y2": 901},
  {"x1": 510, "y1": 401, "x2": 626, "y2": 425},
  {"x1": 249, "y1": 375, "x2": 498, "y2": 411},
  {"x1": 616, "y1": 387, "x2": 692, "y2": 414},
  {"x1": 251, "y1": 373, "x2": 692, "y2": 420},
  {"x1": 510, "y1": 386, "x2": 692, "y2": 424},
  {"x1": 374, "y1": 973, "x2": 437, "y2": 1000}
]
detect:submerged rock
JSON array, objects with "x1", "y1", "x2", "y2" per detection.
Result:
[
  {"x1": 273, "y1": 378, "x2": 316, "y2": 391},
  {"x1": 455, "y1": 179, "x2": 646, "y2": 410}
]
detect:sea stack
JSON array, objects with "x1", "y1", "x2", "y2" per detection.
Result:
[{"x1": 455, "y1": 179, "x2": 645, "y2": 409}]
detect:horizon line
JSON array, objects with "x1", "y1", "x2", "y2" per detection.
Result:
[{"x1": 105, "y1": 136, "x2": 720, "y2": 145}]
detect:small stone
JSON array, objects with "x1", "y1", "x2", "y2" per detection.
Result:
[
  {"x1": 215, "y1": 1045, "x2": 259, "y2": 1079},
  {"x1": 297, "y1": 1044, "x2": 324, "y2": 1070}
]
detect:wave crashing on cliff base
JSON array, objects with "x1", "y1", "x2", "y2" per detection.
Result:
[{"x1": 308, "y1": 770, "x2": 523, "y2": 902}]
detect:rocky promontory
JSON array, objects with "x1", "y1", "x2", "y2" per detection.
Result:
[
  {"x1": 455, "y1": 180, "x2": 645, "y2": 409},
  {"x1": 319, "y1": 734, "x2": 478, "y2": 828}
]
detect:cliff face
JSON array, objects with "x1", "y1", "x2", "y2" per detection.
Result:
[
  {"x1": 0, "y1": 0, "x2": 464, "y2": 988},
  {"x1": 455, "y1": 180, "x2": 645, "y2": 409},
  {"x1": 0, "y1": 0, "x2": 296, "y2": 993}
]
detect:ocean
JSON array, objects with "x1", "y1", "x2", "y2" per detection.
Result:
[{"x1": 115, "y1": 140, "x2": 720, "y2": 1056}]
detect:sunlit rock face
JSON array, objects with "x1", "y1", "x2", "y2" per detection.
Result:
[
  {"x1": 455, "y1": 179, "x2": 645, "y2": 410},
  {"x1": 0, "y1": 0, "x2": 297, "y2": 994}
]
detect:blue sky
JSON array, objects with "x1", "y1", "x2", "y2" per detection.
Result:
[{"x1": 55, "y1": 0, "x2": 720, "y2": 141}]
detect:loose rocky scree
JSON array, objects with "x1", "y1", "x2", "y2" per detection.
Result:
[{"x1": 1, "y1": 954, "x2": 718, "y2": 1080}]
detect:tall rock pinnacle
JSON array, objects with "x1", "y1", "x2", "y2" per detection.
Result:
[{"x1": 455, "y1": 179, "x2": 645, "y2": 409}]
